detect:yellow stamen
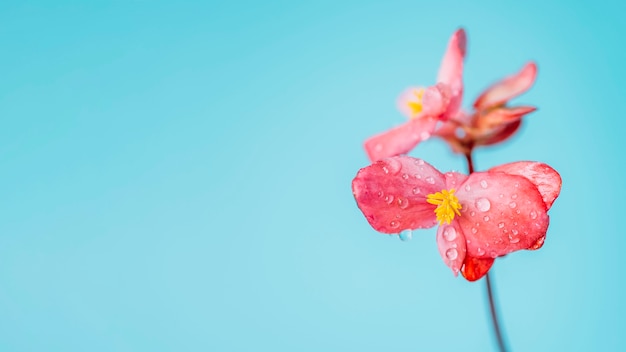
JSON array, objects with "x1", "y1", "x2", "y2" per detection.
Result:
[
  {"x1": 407, "y1": 88, "x2": 425, "y2": 118},
  {"x1": 426, "y1": 189, "x2": 462, "y2": 225}
]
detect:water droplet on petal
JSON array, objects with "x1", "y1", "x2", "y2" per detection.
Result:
[
  {"x1": 516, "y1": 209, "x2": 521, "y2": 214},
  {"x1": 415, "y1": 159, "x2": 425, "y2": 166},
  {"x1": 476, "y1": 198, "x2": 491, "y2": 212},
  {"x1": 402, "y1": 173, "x2": 409, "y2": 180},
  {"x1": 397, "y1": 198, "x2": 409, "y2": 209},
  {"x1": 509, "y1": 201, "x2": 517, "y2": 209},
  {"x1": 514, "y1": 182, "x2": 519, "y2": 188},
  {"x1": 483, "y1": 216, "x2": 490, "y2": 222},
  {"x1": 470, "y1": 211, "x2": 476, "y2": 217},
  {"x1": 382, "y1": 166, "x2": 389, "y2": 174},
  {"x1": 471, "y1": 227, "x2": 478, "y2": 234},
  {"x1": 530, "y1": 211, "x2": 537, "y2": 219},
  {"x1": 445, "y1": 248, "x2": 458, "y2": 260},
  {"x1": 480, "y1": 180, "x2": 488, "y2": 189},
  {"x1": 498, "y1": 222, "x2": 505, "y2": 229},
  {"x1": 420, "y1": 131, "x2": 431, "y2": 140},
  {"x1": 385, "y1": 158, "x2": 402, "y2": 175},
  {"x1": 490, "y1": 251, "x2": 498, "y2": 258},
  {"x1": 511, "y1": 229, "x2": 519, "y2": 235},
  {"x1": 509, "y1": 237, "x2": 520, "y2": 244},
  {"x1": 412, "y1": 187, "x2": 421, "y2": 195},
  {"x1": 385, "y1": 195, "x2": 395, "y2": 204},
  {"x1": 443, "y1": 227, "x2": 457, "y2": 241},
  {"x1": 465, "y1": 184, "x2": 471, "y2": 192},
  {"x1": 389, "y1": 221, "x2": 400, "y2": 229},
  {"x1": 425, "y1": 176, "x2": 435, "y2": 184},
  {"x1": 511, "y1": 193, "x2": 518, "y2": 199},
  {"x1": 477, "y1": 247, "x2": 485, "y2": 255},
  {"x1": 399, "y1": 229, "x2": 412, "y2": 241}
]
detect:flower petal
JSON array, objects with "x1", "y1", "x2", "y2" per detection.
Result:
[
  {"x1": 475, "y1": 120, "x2": 522, "y2": 147},
  {"x1": 352, "y1": 156, "x2": 446, "y2": 233},
  {"x1": 437, "y1": 28, "x2": 466, "y2": 116},
  {"x1": 473, "y1": 62, "x2": 537, "y2": 110},
  {"x1": 363, "y1": 116, "x2": 438, "y2": 162},
  {"x1": 436, "y1": 222, "x2": 467, "y2": 276},
  {"x1": 488, "y1": 162, "x2": 562, "y2": 209},
  {"x1": 460, "y1": 256, "x2": 495, "y2": 281},
  {"x1": 455, "y1": 172, "x2": 550, "y2": 258},
  {"x1": 475, "y1": 106, "x2": 536, "y2": 130}
]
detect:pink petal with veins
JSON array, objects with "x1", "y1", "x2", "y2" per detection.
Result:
[
  {"x1": 363, "y1": 116, "x2": 438, "y2": 162},
  {"x1": 455, "y1": 172, "x2": 549, "y2": 258},
  {"x1": 488, "y1": 161, "x2": 562, "y2": 209},
  {"x1": 474, "y1": 62, "x2": 537, "y2": 110},
  {"x1": 437, "y1": 222, "x2": 467, "y2": 276},
  {"x1": 352, "y1": 156, "x2": 446, "y2": 233},
  {"x1": 437, "y1": 28, "x2": 466, "y2": 116}
]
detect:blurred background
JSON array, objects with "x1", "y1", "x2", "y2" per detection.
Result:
[{"x1": 1, "y1": 1, "x2": 624, "y2": 351}]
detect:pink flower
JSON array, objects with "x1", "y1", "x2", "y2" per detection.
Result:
[
  {"x1": 351, "y1": 156, "x2": 561, "y2": 281},
  {"x1": 436, "y1": 62, "x2": 539, "y2": 155},
  {"x1": 363, "y1": 28, "x2": 467, "y2": 162}
]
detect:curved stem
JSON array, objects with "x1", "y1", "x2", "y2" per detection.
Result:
[
  {"x1": 485, "y1": 273, "x2": 508, "y2": 352},
  {"x1": 464, "y1": 151, "x2": 508, "y2": 352}
]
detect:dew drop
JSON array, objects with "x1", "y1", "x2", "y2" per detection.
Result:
[
  {"x1": 530, "y1": 211, "x2": 537, "y2": 219},
  {"x1": 509, "y1": 237, "x2": 520, "y2": 244},
  {"x1": 402, "y1": 173, "x2": 409, "y2": 180},
  {"x1": 399, "y1": 229, "x2": 412, "y2": 241},
  {"x1": 415, "y1": 174, "x2": 422, "y2": 179},
  {"x1": 483, "y1": 216, "x2": 490, "y2": 222},
  {"x1": 480, "y1": 180, "x2": 488, "y2": 189},
  {"x1": 498, "y1": 222, "x2": 505, "y2": 229},
  {"x1": 415, "y1": 159, "x2": 425, "y2": 166},
  {"x1": 425, "y1": 176, "x2": 435, "y2": 184},
  {"x1": 490, "y1": 251, "x2": 498, "y2": 259},
  {"x1": 385, "y1": 158, "x2": 402, "y2": 175},
  {"x1": 511, "y1": 193, "x2": 518, "y2": 199},
  {"x1": 377, "y1": 191, "x2": 384, "y2": 198},
  {"x1": 471, "y1": 227, "x2": 478, "y2": 234},
  {"x1": 397, "y1": 198, "x2": 409, "y2": 209},
  {"x1": 516, "y1": 209, "x2": 521, "y2": 214},
  {"x1": 509, "y1": 201, "x2": 517, "y2": 209},
  {"x1": 514, "y1": 182, "x2": 520, "y2": 188},
  {"x1": 475, "y1": 198, "x2": 491, "y2": 212},
  {"x1": 465, "y1": 184, "x2": 471, "y2": 192},
  {"x1": 385, "y1": 195, "x2": 395, "y2": 204},
  {"x1": 511, "y1": 229, "x2": 519, "y2": 235},
  {"x1": 477, "y1": 247, "x2": 485, "y2": 255},
  {"x1": 412, "y1": 187, "x2": 421, "y2": 195},
  {"x1": 382, "y1": 166, "x2": 389, "y2": 174},
  {"x1": 389, "y1": 221, "x2": 400, "y2": 229},
  {"x1": 445, "y1": 248, "x2": 458, "y2": 260},
  {"x1": 470, "y1": 211, "x2": 476, "y2": 217},
  {"x1": 443, "y1": 227, "x2": 457, "y2": 241}
]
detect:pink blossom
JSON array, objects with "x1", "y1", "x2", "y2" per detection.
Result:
[
  {"x1": 352, "y1": 156, "x2": 561, "y2": 281},
  {"x1": 363, "y1": 29, "x2": 466, "y2": 162}
]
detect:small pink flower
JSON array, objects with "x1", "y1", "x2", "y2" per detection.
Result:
[
  {"x1": 436, "y1": 62, "x2": 539, "y2": 154},
  {"x1": 352, "y1": 156, "x2": 561, "y2": 281},
  {"x1": 364, "y1": 28, "x2": 466, "y2": 162}
]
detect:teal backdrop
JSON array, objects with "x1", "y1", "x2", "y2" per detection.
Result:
[{"x1": 1, "y1": 1, "x2": 624, "y2": 351}]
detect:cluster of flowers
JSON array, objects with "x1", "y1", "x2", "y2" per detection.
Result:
[{"x1": 352, "y1": 29, "x2": 562, "y2": 281}]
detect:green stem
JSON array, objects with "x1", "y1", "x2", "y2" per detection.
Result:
[{"x1": 464, "y1": 151, "x2": 508, "y2": 352}]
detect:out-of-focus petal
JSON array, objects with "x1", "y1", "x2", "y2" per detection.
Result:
[
  {"x1": 436, "y1": 222, "x2": 467, "y2": 276},
  {"x1": 352, "y1": 156, "x2": 447, "y2": 233},
  {"x1": 488, "y1": 162, "x2": 562, "y2": 209},
  {"x1": 474, "y1": 62, "x2": 537, "y2": 110},
  {"x1": 475, "y1": 106, "x2": 536, "y2": 130},
  {"x1": 475, "y1": 120, "x2": 522, "y2": 148},
  {"x1": 455, "y1": 172, "x2": 550, "y2": 258},
  {"x1": 364, "y1": 116, "x2": 438, "y2": 162},
  {"x1": 437, "y1": 28, "x2": 466, "y2": 115},
  {"x1": 460, "y1": 256, "x2": 495, "y2": 281}
]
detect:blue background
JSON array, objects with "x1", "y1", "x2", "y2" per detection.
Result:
[{"x1": 1, "y1": 1, "x2": 624, "y2": 351}]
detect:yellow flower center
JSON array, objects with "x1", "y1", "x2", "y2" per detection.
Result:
[
  {"x1": 426, "y1": 189, "x2": 462, "y2": 225},
  {"x1": 407, "y1": 88, "x2": 425, "y2": 118}
]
